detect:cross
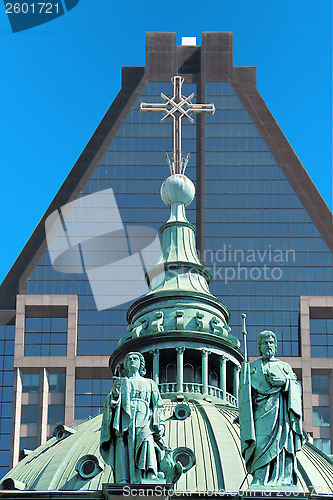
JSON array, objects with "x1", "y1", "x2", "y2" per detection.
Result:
[{"x1": 140, "y1": 76, "x2": 215, "y2": 175}]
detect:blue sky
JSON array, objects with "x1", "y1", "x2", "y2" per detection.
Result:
[{"x1": 0, "y1": 0, "x2": 332, "y2": 284}]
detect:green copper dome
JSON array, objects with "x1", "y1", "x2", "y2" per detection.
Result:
[{"x1": 2, "y1": 401, "x2": 333, "y2": 495}]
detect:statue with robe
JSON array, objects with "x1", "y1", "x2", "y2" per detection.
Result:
[
  {"x1": 100, "y1": 351, "x2": 180, "y2": 484},
  {"x1": 239, "y1": 331, "x2": 303, "y2": 487}
]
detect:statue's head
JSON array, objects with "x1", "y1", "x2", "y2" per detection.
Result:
[
  {"x1": 122, "y1": 352, "x2": 146, "y2": 377},
  {"x1": 257, "y1": 330, "x2": 277, "y2": 359}
]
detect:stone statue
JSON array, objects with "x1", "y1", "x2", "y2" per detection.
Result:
[
  {"x1": 239, "y1": 331, "x2": 303, "y2": 488},
  {"x1": 100, "y1": 352, "x2": 181, "y2": 484}
]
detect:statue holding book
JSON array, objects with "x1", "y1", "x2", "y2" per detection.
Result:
[{"x1": 239, "y1": 330, "x2": 303, "y2": 487}]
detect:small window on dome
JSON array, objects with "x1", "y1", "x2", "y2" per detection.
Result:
[
  {"x1": 1, "y1": 478, "x2": 26, "y2": 491},
  {"x1": 172, "y1": 447, "x2": 196, "y2": 471},
  {"x1": 176, "y1": 453, "x2": 190, "y2": 467},
  {"x1": 75, "y1": 454, "x2": 104, "y2": 480},
  {"x1": 52, "y1": 424, "x2": 75, "y2": 441},
  {"x1": 174, "y1": 403, "x2": 191, "y2": 420}
]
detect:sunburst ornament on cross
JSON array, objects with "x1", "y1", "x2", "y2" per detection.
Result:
[{"x1": 140, "y1": 76, "x2": 215, "y2": 175}]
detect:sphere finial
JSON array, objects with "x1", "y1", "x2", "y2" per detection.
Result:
[{"x1": 160, "y1": 174, "x2": 195, "y2": 207}]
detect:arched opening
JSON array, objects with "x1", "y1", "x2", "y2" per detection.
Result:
[
  {"x1": 209, "y1": 371, "x2": 218, "y2": 387},
  {"x1": 166, "y1": 363, "x2": 176, "y2": 382},
  {"x1": 184, "y1": 363, "x2": 194, "y2": 383}
]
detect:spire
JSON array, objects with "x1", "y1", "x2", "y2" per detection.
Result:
[
  {"x1": 112, "y1": 75, "x2": 242, "y2": 405},
  {"x1": 148, "y1": 173, "x2": 210, "y2": 295},
  {"x1": 124, "y1": 77, "x2": 234, "y2": 340}
]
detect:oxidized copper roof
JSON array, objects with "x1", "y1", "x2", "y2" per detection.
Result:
[{"x1": 2, "y1": 400, "x2": 333, "y2": 495}]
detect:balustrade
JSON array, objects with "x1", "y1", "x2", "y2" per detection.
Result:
[
  {"x1": 225, "y1": 392, "x2": 238, "y2": 406},
  {"x1": 158, "y1": 382, "x2": 237, "y2": 406},
  {"x1": 159, "y1": 382, "x2": 177, "y2": 393}
]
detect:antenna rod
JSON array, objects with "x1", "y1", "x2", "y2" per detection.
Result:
[{"x1": 242, "y1": 313, "x2": 248, "y2": 362}]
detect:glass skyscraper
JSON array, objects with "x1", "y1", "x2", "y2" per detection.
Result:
[{"x1": 0, "y1": 32, "x2": 332, "y2": 476}]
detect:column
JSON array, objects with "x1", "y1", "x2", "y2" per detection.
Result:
[
  {"x1": 150, "y1": 349, "x2": 160, "y2": 384},
  {"x1": 40, "y1": 368, "x2": 49, "y2": 445},
  {"x1": 11, "y1": 368, "x2": 22, "y2": 468},
  {"x1": 201, "y1": 349, "x2": 211, "y2": 396},
  {"x1": 233, "y1": 364, "x2": 241, "y2": 399},
  {"x1": 219, "y1": 355, "x2": 227, "y2": 400},
  {"x1": 65, "y1": 295, "x2": 78, "y2": 428},
  {"x1": 176, "y1": 347, "x2": 185, "y2": 393}
]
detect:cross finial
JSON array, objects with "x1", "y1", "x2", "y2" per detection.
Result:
[{"x1": 140, "y1": 76, "x2": 215, "y2": 175}]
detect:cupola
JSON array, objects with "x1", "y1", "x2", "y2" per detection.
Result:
[{"x1": 109, "y1": 77, "x2": 243, "y2": 405}]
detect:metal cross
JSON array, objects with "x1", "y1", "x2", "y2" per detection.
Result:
[{"x1": 140, "y1": 76, "x2": 215, "y2": 175}]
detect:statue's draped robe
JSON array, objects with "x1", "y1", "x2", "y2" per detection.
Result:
[
  {"x1": 100, "y1": 376, "x2": 165, "y2": 483},
  {"x1": 239, "y1": 358, "x2": 303, "y2": 486}
]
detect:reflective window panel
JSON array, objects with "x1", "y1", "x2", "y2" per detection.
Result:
[
  {"x1": 75, "y1": 378, "x2": 111, "y2": 420},
  {"x1": 25, "y1": 317, "x2": 68, "y2": 357},
  {"x1": 47, "y1": 404, "x2": 65, "y2": 426},
  {"x1": 49, "y1": 373, "x2": 66, "y2": 393},
  {"x1": 312, "y1": 374, "x2": 329, "y2": 395},
  {"x1": 205, "y1": 82, "x2": 333, "y2": 357},
  {"x1": 313, "y1": 406, "x2": 331, "y2": 427},
  {"x1": 310, "y1": 318, "x2": 333, "y2": 358},
  {"x1": 21, "y1": 405, "x2": 39, "y2": 425},
  {"x1": 22, "y1": 373, "x2": 40, "y2": 393}
]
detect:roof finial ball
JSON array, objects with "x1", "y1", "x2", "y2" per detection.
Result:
[
  {"x1": 161, "y1": 174, "x2": 195, "y2": 207},
  {"x1": 160, "y1": 174, "x2": 195, "y2": 223}
]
